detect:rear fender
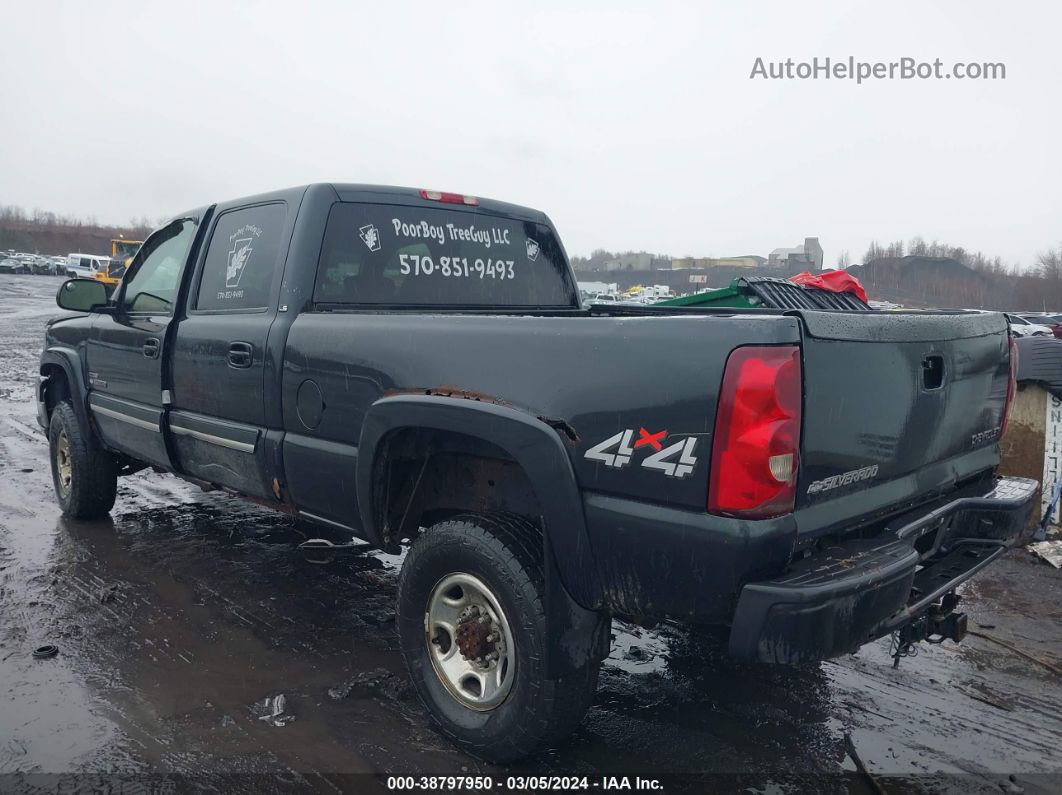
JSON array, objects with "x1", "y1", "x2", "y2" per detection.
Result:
[
  {"x1": 358, "y1": 394, "x2": 601, "y2": 609},
  {"x1": 359, "y1": 396, "x2": 608, "y2": 675}
]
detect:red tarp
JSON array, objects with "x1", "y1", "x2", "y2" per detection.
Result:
[{"x1": 789, "y1": 270, "x2": 869, "y2": 303}]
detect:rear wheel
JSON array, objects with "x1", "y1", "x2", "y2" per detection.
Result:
[
  {"x1": 397, "y1": 513, "x2": 599, "y2": 762},
  {"x1": 48, "y1": 400, "x2": 117, "y2": 519}
]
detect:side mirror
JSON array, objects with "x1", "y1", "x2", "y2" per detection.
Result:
[{"x1": 56, "y1": 279, "x2": 110, "y2": 313}]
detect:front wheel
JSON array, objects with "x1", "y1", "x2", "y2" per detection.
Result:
[
  {"x1": 48, "y1": 400, "x2": 117, "y2": 519},
  {"x1": 397, "y1": 513, "x2": 599, "y2": 762}
]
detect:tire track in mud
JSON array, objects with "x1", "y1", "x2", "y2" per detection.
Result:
[
  {"x1": 45, "y1": 504, "x2": 430, "y2": 789},
  {"x1": 825, "y1": 636, "x2": 1062, "y2": 779},
  {"x1": 0, "y1": 277, "x2": 204, "y2": 780}
]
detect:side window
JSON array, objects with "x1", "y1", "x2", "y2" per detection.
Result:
[
  {"x1": 195, "y1": 203, "x2": 287, "y2": 311},
  {"x1": 122, "y1": 220, "x2": 198, "y2": 315}
]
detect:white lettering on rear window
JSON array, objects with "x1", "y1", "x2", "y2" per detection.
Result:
[{"x1": 389, "y1": 217, "x2": 515, "y2": 250}]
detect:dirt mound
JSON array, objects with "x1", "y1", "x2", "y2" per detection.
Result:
[{"x1": 849, "y1": 256, "x2": 988, "y2": 307}]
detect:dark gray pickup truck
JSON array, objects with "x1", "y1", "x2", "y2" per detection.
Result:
[{"x1": 37, "y1": 183, "x2": 1036, "y2": 761}]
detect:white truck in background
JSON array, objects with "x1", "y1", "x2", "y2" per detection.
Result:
[{"x1": 64, "y1": 253, "x2": 112, "y2": 279}]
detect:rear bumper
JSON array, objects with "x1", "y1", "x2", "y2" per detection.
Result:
[{"x1": 728, "y1": 476, "x2": 1038, "y2": 663}]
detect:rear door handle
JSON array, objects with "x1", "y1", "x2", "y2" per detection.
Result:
[
  {"x1": 227, "y1": 341, "x2": 253, "y2": 369},
  {"x1": 143, "y1": 337, "x2": 161, "y2": 358}
]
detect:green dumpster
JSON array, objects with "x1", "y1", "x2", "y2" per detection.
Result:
[
  {"x1": 655, "y1": 276, "x2": 871, "y2": 311},
  {"x1": 656, "y1": 279, "x2": 765, "y2": 308}
]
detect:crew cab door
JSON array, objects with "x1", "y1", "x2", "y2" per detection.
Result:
[
  {"x1": 86, "y1": 219, "x2": 199, "y2": 468},
  {"x1": 168, "y1": 202, "x2": 291, "y2": 498}
]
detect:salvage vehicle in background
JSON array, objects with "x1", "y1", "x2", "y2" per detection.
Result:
[
  {"x1": 94, "y1": 237, "x2": 143, "y2": 292},
  {"x1": 31, "y1": 256, "x2": 57, "y2": 275},
  {"x1": 1018, "y1": 313, "x2": 1062, "y2": 339},
  {"x1": 111, "y1": 237, "x2": 143, "y2": 265},
  {"x1": 94, "y1": 258, "x2": 129, "y2": 294},
  {"x1": 1005, "y1": 313, "x2": 1053, "y2": 337},
  {"x1": 64, "y1": 253, "x2": 110, "y2": 280},
  {"x1": 0, "y1": 257, "x2": 27, "y2": 274},
  {"x1": 38, "y1": 183, "x2": 1036, "y2": 762}
]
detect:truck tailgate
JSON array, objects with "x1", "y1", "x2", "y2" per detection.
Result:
[{"x1": 795, "y1": 310, "x2": 1012, "y2": 530}]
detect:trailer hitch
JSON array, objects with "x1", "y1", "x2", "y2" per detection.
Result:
[{"x1": 891, "y1": 592, "x2": 967, "y2": 668}]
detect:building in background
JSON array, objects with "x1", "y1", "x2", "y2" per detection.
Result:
[
  {"x1": 584, "y1": 253, "x2": 675, "y2": 272},
  {"x1": 601, "y1": 252, "x2": 652, "y2": 271},
  {"x1": 671, "y1": 255, "x2": 766, "y2": 270},
  {"x1": 768, "y1": 237, "x2": 823, "y2": 270}
]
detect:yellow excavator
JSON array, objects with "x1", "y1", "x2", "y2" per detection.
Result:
[{"x1": 95, "y1": 238, "x2": 142, "y2": 293}]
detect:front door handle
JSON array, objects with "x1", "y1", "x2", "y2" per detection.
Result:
[
  {"x1": 227, "y1": 341, "x2": 253, "y2": 369},
  {"x1": 143, "y1": 337, "x2": 161, "y2": 358}
]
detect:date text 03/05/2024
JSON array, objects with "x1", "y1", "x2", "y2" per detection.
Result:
[{"x1": 385, "y1": 775, "x2": 664, "y2": 790}]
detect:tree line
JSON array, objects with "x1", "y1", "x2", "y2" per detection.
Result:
[
  {"x1": 5, "y1": 200, "x2": 1059, "y2": 311},
  {"x1": 851, "y1": 237, "x2": 1062, "y2": 311},
  {"x1": 0, "y1": 203, "x2": 158, "y2": 238},
  {"x1": 0, "y1": 203, "x2": 161, "y2": 257}
]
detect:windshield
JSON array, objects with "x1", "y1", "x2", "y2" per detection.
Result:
[
  {"x1": 314, "y1": 202, "x2": 576, "y2": 308},
  {"x1": 113, "y1": 240, "x2": 141, "y2": 259}
]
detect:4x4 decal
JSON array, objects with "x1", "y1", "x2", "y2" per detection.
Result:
[{"x1": 584, "y1": 428, "x2": 699, "y2": 479}]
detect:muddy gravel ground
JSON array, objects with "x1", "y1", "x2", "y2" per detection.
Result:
[{"x1": 0, "y1": 274, "x2": 1060, "y2": 793}]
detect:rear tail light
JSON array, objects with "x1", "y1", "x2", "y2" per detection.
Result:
[
  {"x1": 708, "y1": 345, "x2": 803, "y2": 519},
  {"x1": 1001, "y1": 337, "x2": 1018, "y2": 437},
  {"x1": 419, "y1": 189, "x2": 479, "y2": 206}
]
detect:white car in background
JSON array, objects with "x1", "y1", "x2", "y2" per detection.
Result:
[{"x1": 1004, "y1": 313, "x2": 1053, "y2": 337}]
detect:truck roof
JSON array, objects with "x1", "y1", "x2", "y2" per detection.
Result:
[
  {"x1": 330, "y1": 184, "x2": 551, "y2": 225},
  {"x1": 197, "y1": 184, "x2": 552, "y2": 227}
]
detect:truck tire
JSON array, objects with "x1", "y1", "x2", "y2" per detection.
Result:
[
  {"x1": 397, "y1": 513, "x2": 599, "y2": 762},
  {"x1": 48, "y1": 400, "x2": 117, "y2": 519}
]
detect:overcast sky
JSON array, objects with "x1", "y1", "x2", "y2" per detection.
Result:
[{"x1": 2, "y1": 1, "x2": 1059, "y2": 267}]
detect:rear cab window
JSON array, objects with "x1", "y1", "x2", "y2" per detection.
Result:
[
  {"x1": 195, "y1": 203, "x2": 287, "y2": 312},
  {"x1": 313, "y1": 203, "x2": 576, "y2": 308}
]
